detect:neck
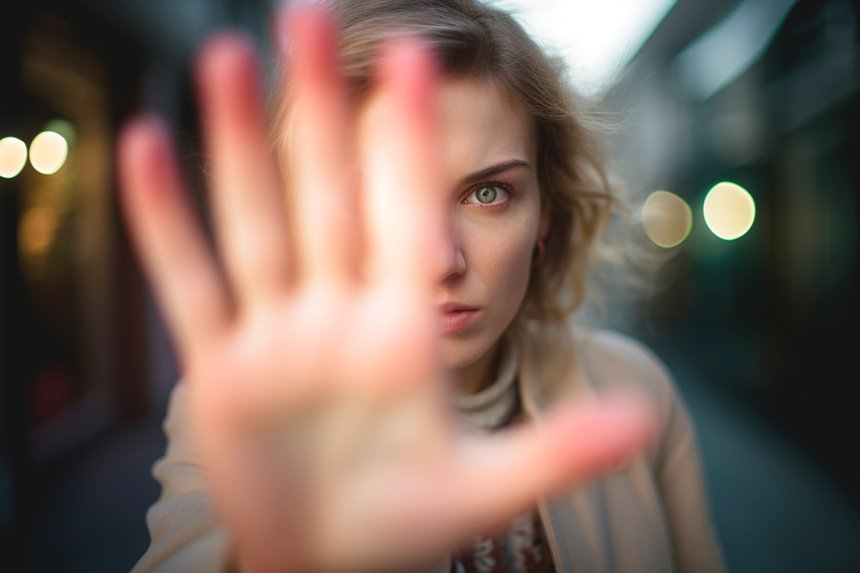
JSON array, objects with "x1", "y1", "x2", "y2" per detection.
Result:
[{"x1": 453, "y1": 340, "x2": 503, "y2": 395}]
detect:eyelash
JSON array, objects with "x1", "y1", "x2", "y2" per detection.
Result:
[{"x1": 462, "y1": 182, "x2": 514, "y2": 206}]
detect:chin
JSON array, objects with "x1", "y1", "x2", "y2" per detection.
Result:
[{"x1": 438, "y1": 331, "x2": 498, "y2": 372}]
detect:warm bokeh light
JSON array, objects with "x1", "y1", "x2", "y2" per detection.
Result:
[
  {"x1": 29, "y1": 130, "x2": 69, "y2": 175},
  {"x1": 0, "y1": 136, "x2": 28, "y2": 179},
  {"x1": 642, "y1": 190, "x2": 693, "y2": 248},
  {"x1": 19, "y1": 205, "x2": 58, "y2": 257},
  {"x1": 703, "y1": 181, "x2": 756, "y2": 240}
]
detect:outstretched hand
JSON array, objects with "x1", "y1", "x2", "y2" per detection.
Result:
[{"x1": 117, "y1": 4, "x2": 656, "y2": 572}]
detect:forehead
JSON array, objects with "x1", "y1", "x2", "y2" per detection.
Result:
[{"x1": 358, "y1": 77, "x2": 535, "y2": 180}]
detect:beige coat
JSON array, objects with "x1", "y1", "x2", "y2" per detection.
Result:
[{"x1": 131, "y1": 326, "x2": 726, "y2": 573}]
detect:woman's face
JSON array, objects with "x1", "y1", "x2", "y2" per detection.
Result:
[{"x1": 359, "y1": 77, "x2": 547, "y2": 390}]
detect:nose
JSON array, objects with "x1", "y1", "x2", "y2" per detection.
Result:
[{"x1": 435, "y1": 219, "x2": 466, "y2": 284}]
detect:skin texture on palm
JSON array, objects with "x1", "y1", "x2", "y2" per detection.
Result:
[{"x1": 117, "y1": 3, "x2": 658, "y2": 572}]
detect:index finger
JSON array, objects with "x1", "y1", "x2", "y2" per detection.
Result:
[
  {"x1": 361, "y1": 38, "x2": 447, "y2": 295},
  {"x1": 280, "y1": 3, "x2": 364, "y2": 286}
]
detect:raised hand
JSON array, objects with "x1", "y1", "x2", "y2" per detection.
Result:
[{"x1": 117, "y1": 4, "x2": 656, "y2": 572}]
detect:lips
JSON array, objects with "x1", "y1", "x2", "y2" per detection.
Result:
[{"x1": 437, "y1": 302, "x2": 480, "y2": 334}]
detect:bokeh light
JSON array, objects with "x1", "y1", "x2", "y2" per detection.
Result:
[
  {"x1": 642, "y1": 190, "x2": 693, "y2": 248},
  {"x1": 19, "y1": 205, "x2": 58, "y2": 258},
  {"x1": 29, "y1": 131, "x2": 69, "y2": 175},
  {"x1": 0, "y1": 136, "x2": 28, "y2": 179},
  {"x1": 703, "y1": 181, "x2": 756, "y2": 240}
]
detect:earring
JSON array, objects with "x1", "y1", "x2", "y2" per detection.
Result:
[{"x1": 532, "y1": 239, "x2": 545, "y2": 265}]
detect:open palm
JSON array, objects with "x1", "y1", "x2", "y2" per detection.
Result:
[{"x1": 117, "y1": 4, "x2": 655, "y2": 572}]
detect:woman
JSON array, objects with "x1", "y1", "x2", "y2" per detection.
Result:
[{"x1": 120, "y1": 1, "x2": 725, "y2": 571}]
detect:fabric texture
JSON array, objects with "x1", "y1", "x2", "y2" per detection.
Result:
[
  {"x1": 131, "y1": 324, "x2": 727, "y2": 573},
  {"x1": 452, "y1": 342, "x2": 553, "y2": 573}
]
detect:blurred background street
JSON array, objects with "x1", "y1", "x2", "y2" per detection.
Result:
[{"x1": 2, "y1": 0, "x2": 859, "y2": 571}]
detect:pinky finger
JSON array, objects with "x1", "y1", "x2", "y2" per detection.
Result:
[{"x1": 117, "y1": 116, "x2": 232, "y2": 364}]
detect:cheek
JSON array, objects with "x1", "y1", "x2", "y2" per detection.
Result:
[{"x1": 464, "y1": 212, "x2": 538, "y2": 304}]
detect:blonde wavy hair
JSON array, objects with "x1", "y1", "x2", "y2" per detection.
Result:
[{"x1": 271, "y1": 0, "x2": 623, "y2": 330}]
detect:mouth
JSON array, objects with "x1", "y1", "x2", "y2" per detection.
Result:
[{"x1": 437, "y1": 302, "x2": 480, "y2": 334}]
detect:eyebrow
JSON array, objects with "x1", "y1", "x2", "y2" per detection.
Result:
[{"x1": 461, "y1": 159, "x2": 530, "y2": 185}]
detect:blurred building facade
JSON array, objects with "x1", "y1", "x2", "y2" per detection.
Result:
[
  {"x1": 0, "y1": 0, "x2": 276, "y2": 569},
  {"x1": 602, "y1": 0, "x2": 860, "y2": 511}
]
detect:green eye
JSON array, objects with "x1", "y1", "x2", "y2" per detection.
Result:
[
  {"x1": 464, "y1": 183, "x2": 511, "y2": 206},
  {"x1": 476, "y1": 185, "x2": 498, "y2": 204}
]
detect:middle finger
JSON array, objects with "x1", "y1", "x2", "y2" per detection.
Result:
[{"x1": 280, "y1": 3, "x2": 363, "y2": 286}]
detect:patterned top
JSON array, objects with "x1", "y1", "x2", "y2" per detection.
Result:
[{"x1": 452, "y1": 345, "x2": 556, "y2": 573}]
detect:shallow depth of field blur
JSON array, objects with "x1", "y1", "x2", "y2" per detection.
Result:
[{"x1": 1, "y1": 1, "x2": 859, "y2": 572}]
